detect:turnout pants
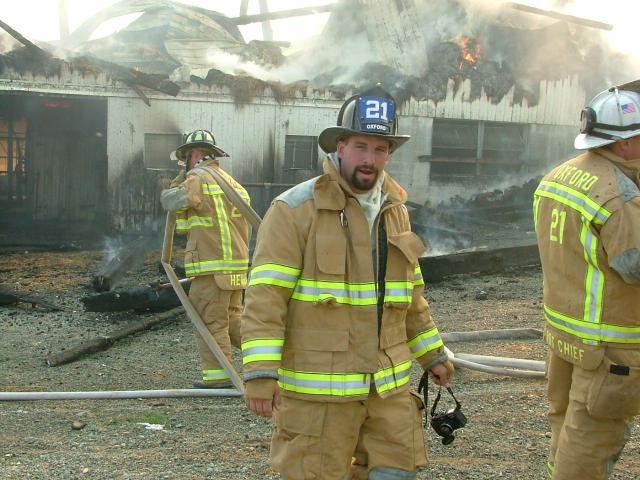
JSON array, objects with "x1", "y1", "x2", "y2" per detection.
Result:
[
  {"x1": 188, "y1": 275, "x2": 242, "y2": 386},
  {"x1": 547, "y1": 350, "x2": 636, "y2": 479},
  {"x1": 271, "y1": 386, "x2": 427, "y2": 480}
]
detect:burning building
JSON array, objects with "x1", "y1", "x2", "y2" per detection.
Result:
[{"x1": 0, "y1": 0, "x2": 637, "y2": 251}]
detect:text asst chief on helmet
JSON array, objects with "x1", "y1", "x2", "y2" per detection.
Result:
[
  {"x1": 534, "y1": 84, "x2": 640, "y2": 480},
  {"x1": 241, "y1": 85, "x2": 455, "y2": 480},
  {"x1": 161, "y1": 129, "x2": 251, "y2": 389}
]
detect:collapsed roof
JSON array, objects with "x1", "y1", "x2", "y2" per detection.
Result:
[
  {"x1": 1, "y1": 0, "x2": 638, "y2": 105},
  {"x1": 55, "y1": 0, "x2": 286, "y2": 78}
]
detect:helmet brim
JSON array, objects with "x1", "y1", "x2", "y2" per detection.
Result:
[
  {"x1": 318, "y1": 126, "x2": 410, "y2": 154},
  {"x1": 574, "y1": 129, "x2": 640, "y2": 150},
  {"x1": 574, "y1": 133, "x2": 615, "y2": 150},
  {"x1": 174, "y1": 142, "x2": 229, "y2": 160}
]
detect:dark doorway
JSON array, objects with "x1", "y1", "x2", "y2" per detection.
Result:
[{"x1": 0, "y1": 94, "x2": 108, "y2": 244}]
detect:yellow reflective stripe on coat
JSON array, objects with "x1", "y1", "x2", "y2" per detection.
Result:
[
  {"x1": 248, "y1": 263, "x2": 300, "y2": 289},
  {"x1": 277, "y1": 360, "x2": 413, "y2": 396},
  {"x1": 293, "y1": 278, "x2": 378, "y2": 305},
  {"x1": 292, "y1": 279, "x2": 413, "y2": 306},
  {"x1": 535, "y1": 180, "x2": 611, "y2": 224},
  {"x1": 249, "y1": 264, "x2": 417, "y2": 305},
  {"x1": 278, "y1": 368, "x2": 371, "y2": 396},
  {"x1": 383, "y1": 280, "x2": 414, "y2": 303},
  {"x1": 202, "y1": 369, "x2": 230, "y2": 381},
  {"x1": 202, "y1": 182, "x2": 245, "y2": 261},
  {"x1": 242, "y1": 338, "x2": 285, "y2": 365},
  {"x1": 184, "y1": 258, "x2": 249, "y2": 275},
  {"x1": 544, "y1": 305, "x2": 640, "y2": 344},
  {"x1": 211, "y1": 189, "x2": 234, "y2": 261},
  {"x1": 202, "y1": 182, "x2": 250, "y2": 203},
  {"x1": 373, "y1": 359, "x2": 412, "y2": 393},
  {"x1": 581, "y1": 222, "x2": 604, "y2": 323},
  {"x1": 175, "y1": 215, "x2": 214, "y2": 231},
  {"x1": 532, "y1": 194, "x2": 541, "y2": 228},
  {"x1": 414, "y1": 265, "x2": 425, "y2": 286},
  {"x1": 535, "y1": 180, "x2": 615, "y2": 340},
  {"x1": 407, "y1": 327, "x2": 445, "y2": 357}
]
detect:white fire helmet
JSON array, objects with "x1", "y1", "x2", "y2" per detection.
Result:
[
  {"x1": 574, "y1": 87, "x2": 640, "y2": 150},
  {"x1": 170, "y1": 129, "x2": 229, "y2": 166}
]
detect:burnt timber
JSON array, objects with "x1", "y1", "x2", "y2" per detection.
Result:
[{"x1": 419, "y1": 244, "x2": 541, "y2": 283}]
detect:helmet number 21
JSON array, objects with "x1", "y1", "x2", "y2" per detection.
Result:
[
  {"x1": 365, "y1": 99, "x2": 389, "y2": 122},
  {"x1": 550, "y1": 208, "x2": 566, "y2": 244}
]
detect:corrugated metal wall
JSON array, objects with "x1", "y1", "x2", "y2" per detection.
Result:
[
  {"x1": 103, "y1": 77, "x2": 584, "y2": 230},
  {"x1": 0, "y1": 66, "x2": 586, "y2": 232}
]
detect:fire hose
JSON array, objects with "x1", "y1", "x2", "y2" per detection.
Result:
[
  {"x1": 0, "y1": 174, "x2": 545, "y2": 402},
  {"x1": 159, "y1": 166, "x2": 263, "y2": 396}
]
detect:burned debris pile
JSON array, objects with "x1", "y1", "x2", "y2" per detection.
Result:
[
  {"x1": 83, "y1": 233, "x2": 186, "y2": 313},
  {"x1": 82, "y1": 280, "x2": 187, "y2": 313},
  {"x1": 0, "y1": 286, "x2": 66, "y2": 311},
  {"x1": 412, "y1": 176, "x2": 541, "y2": 281},
  {"x1": 302, "y1": 0, "x2": 632, "y2": 106}
]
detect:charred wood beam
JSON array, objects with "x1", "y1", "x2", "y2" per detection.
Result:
[
  {"x1": 230, "y1": 4, "x2": 334, "y2": 25},
  {"x1": 124, "y1": 81, "x2": 151, "y2": 106},
  {"x1": 420, "y1": 243, "x2": 540, "y2": 282},
  {"x1": 74, "y1": 55, "x2": 180, "y2": 98},
  {"x1": 0, "y1": 19, "x2": 50, "y2": 55},
  {"x1": 83, "y1": 280, "x2": 190, "y2": 313},
  {"x1": 506, "y1": 3, "x2": 613, "y2": 30},
  {"x1": 0, "y1": 287, "x2": 66, "y2": 311},
  {"x1": 0, "y1": 17, "x2": 178, "y2": 99},
  {"x1": 45, "y1": 307, "x2": 183, "y2": 367}
]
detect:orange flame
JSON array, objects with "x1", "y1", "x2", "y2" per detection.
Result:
[{"x1": 456, "y1": 36, "x2": 482, "y2": 69}]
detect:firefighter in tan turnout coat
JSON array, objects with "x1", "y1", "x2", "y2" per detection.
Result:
[
  {"x1": 241, "y1": 86, "x2": 454, "y2": 480},
  {"x1": 161, "y1": 129, "x2": 250, "y2": 388},
  {"x1": 534, "y1": 85, "x2": 640, "y2": 479}
]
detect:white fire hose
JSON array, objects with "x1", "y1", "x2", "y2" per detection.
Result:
[
  {"x1": 0, "y1": 174, "x2": 546, "y2": 402},
  {"x1": 446, "y1": 346, "x2": 545, "y2": 378}
]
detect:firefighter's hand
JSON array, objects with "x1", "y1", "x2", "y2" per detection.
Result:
[
  {"x1": 244, "y1": 378, "x2": 281, "y2": 418},
  {"x1": 169, "y1": 170, "x2": 187, "y2": 188},
  {"x1": 428, "y1": 360, "x2": 454, "y2": 388}
]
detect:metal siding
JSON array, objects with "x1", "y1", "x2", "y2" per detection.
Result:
[
  {"x1": 401, "y1": 76, "x2": 585, "y2": 125},
  {"x1": 1, "y1": 67, "x2": 587, "y2": 231}
]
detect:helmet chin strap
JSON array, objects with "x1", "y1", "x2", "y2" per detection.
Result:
[{"x1": 589, "y1": 130, "x2": 621, "y2": 141}]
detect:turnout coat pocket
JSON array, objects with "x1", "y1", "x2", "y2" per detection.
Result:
[{"x1": 587, "y1": 351, "x2": 640, "y2": 419}]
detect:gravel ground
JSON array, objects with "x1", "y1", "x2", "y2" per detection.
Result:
[{"x1": 1, "y1": 246, "x2": 640, "y2": 480}]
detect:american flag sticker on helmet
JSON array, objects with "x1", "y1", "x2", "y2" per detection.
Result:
[{"x1": 621, "y1": 103, "x2": 637, "y2": 114}]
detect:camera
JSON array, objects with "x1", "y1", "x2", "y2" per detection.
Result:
[
  {"x1": 417, "y1": 372, "x2": 468, "y2": 445},
  {"x1": 430, "y1": 401, "x2": 468, "y2": 445}
]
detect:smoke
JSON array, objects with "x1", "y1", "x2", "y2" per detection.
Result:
[
  {"x1": 0, "y1": 31, "x2": 19, "y2": 54},
  {"x1": 255, "y1": 0, "x2": 640, "y2": 100},
  {"x1": 94, "y1": 229, "x2": 164, "y2": 291},
  {"x1": 191, "y1": 49, "x2": 311, "y2": 85}
]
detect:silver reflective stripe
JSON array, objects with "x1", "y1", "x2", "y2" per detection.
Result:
[
  {"x1": 536, "y1": 181, "x2": 609, "y2": 223},
  {"x1": 374, "y1": 367, "x2": 411, "y2": 389},
  {"x1": 160, "y1": 187, "x2": 189, "y2": 212},
  {"x1": 582, "y1": 226, "x2": 604, "y2": 324},
  {"x1": 294, "y1": 283, "x2": 377, "y2": 300}
]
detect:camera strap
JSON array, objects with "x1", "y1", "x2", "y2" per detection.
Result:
[{"x1": 417, "y1": 371, "x2": 462, "y2": 422}]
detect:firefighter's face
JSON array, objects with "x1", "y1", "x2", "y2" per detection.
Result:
[
  {"x1": 625, "y1": 135, "x2": 640, "y2": 160},
  {"x1": 336, "y1": 135, "x2": 391, "y2": 193},
  {"x1": 185, "y1": 148, "x2": 208, "y2": 170},
  {"x1": 610, "y1": 134, "x2": 640, "y2": 161}
]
